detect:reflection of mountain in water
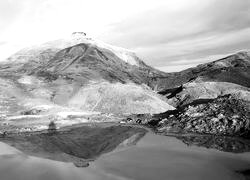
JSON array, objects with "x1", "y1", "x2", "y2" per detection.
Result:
[
  {"x1": 175, "y1": 135, "x2": 250, "y2": 153},
  {"x1": 0, "y1": 125, "x2": 147, "y2": 167},
  {"x1": 237, "y1": 169, "x2": 250, "y2": 180}
]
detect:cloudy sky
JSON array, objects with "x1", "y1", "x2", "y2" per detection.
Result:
[{"x1": 0, "y1": 0, "x2": 250, "y2": 72}]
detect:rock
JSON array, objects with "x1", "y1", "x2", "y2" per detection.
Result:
[
  {"x1": 72, "y1": 32, "x2": 87, "y2": 36},
  {"x1": 143, "y1": 95, "x2": 250, "y2": 138},
  {"x1": 74, "y1": 160, "x2": 89, "y2": 168},
  {"x1": 21, "y1": 109, "x2": 42, "y2": 115}
]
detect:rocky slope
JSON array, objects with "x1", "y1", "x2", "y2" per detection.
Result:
[
  {"x1": 159, "y1": 95, "x2": 249, "y2": 137},
  {"x1": 1, "y1": 33, "x2": 166, "y2": 86},
  {"x1": 160, "y1": 52, "x2": 250, "y2": 138},
  {"x1": 158, "y1": 51, "x2": 250, "y2": 91},
  {"x1": 123, "y1": 52, "x2": 250, "y2": 138},
  {"x1": 68, "y1": 82, "x2": 174, "y2": 114},
  {"x1": 124, "y1": 95, "x2": 250, "y2": 138},
  {"x1": 0, "y1": 33, "x2": 175, "y2": 132}
]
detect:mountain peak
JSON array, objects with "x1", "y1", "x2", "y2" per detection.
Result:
[
  {"x1": 71, "y1": 32, "x2": 88, "y2": 41},
  {"x1": 72, "y1": 32, "x2": 87, "y2": 36}
]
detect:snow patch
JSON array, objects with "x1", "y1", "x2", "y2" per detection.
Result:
[
  {"x1": 56, "y1": 111, "x2": 99, "y2": 118},
  {"x1": 67, "y1": 33, "x2": 139, "y2": 66},
  {"x1": 92, "y1": 40, "x2": 139, "y2": 66},
  {"x1": 33, "y1": 104, "x2": 55, "y2": 110},
  {"x1": 18, "y1": 76, "x2": 42, "y2": 85},
  {"x1": 6, "y1": 115, "x2": 44, "y2": 120},
  {"x1": 8, "y1": 33, "x2": 141, "y2": 67},
  {"x1": 56, "y1": 118, "x2": 89, "y2": 126}
]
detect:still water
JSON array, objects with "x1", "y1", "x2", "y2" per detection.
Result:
[{"x1": 0, "y1": 128, "x2": 249, "y2": 180}]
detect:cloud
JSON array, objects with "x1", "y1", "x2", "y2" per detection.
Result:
[
  {"x1": 137, "y1": 27, "x2": 250, "y2": 67},
  {"x1": 0, "y1": 41, "x2": 7, "y2": 46},
  {"x1": 101, "y1": 0, "x2": 250, "y2": 47},
  {"x1": 0, "y1": 0, "x2": 250, "y2": 71},
  {"x1": 0, "y1": 1, "x2": 23, "y2": 31},
  {"x1": 155, "y1": 53, "x2": 231, "y2": 72},
  {"x1": 99, "y1": 0, "x2": 250, "y2": 70},
  {"x1": 156, "y1": 64, "x2": 196, "y2": 73}
]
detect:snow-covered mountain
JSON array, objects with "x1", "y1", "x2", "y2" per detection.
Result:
[
  {"x1": 5, "y1": 32, "x2": 146, "y2": 67},
  {"x1": 0, "y1": 33, "x2": 175, "y2": 132}
]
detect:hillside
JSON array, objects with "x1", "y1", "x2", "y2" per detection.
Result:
[
  {"x1": 1, "y1": 33, "x2": 166, "y2": 87},
  {"x1": 157, "y1": 51, "x2": 250, "y2": 91},
  {"x1": 0, "y1": 33, "x2": 249, "y2": 137},
  {"x1": 0, "y1": 33, "x2": 174, "y2": 132},
  {"x1": 152, "y1": 51, "x2": 250, "y2": 107},
  {"x1": 122, "y1": 52, "x2": 250, "y2": 138}
]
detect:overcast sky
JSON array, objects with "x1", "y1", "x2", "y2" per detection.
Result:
[{"x1": 0, "y1": 0, "x2": 250, "y2": 72}]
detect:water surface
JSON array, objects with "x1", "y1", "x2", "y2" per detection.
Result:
[{"x1": 0, "y1": 125, "x2": 249, "y2": 180}]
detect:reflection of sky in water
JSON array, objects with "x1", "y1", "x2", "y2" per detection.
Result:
[{"x1": 0, "y1": 133, "x2": 250, "y2": 180}]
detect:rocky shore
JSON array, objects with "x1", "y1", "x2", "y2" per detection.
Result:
[{"x1": 123, "y1": 95, "x2": 250, "y2": 138}]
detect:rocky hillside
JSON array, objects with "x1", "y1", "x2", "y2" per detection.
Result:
[
  {"x1": 1, "y1": 32, "x2": 166, "y2": 87},
  {"x1": 123, "y1": 52, "x2": 250, "y2": 138},
  {"x1": 0, "y1": 33, "x2": 175, "y2": 132},
  {"x1": 124, "y1": 95, "x2": 250, "y2": 138},
  {"x1": 157, "y1": 52, "x2": 250, "y2": 104},
  {"x1": 158, "y1": 51, "x2": 250, "y2": 91},
  {"x1": 67, "y1": 82, "x2": 174, "y2": 114},
  {"x1": 160, "y1": 95, "x2": 249, "y2": 137}
]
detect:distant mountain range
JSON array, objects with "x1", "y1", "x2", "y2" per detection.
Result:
[{"x1": 0, "y1": 32, "x2": 249, "y2": 137}]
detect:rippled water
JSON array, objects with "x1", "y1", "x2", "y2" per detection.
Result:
[{"x1": 0, "y1": 126, "x2": 249, "y2": 180}]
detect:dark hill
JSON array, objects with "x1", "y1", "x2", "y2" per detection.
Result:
[
  {"x1": 158, "y1": 51, "x2": 250, "y2": 93},
  {"x1": 33, "y1": 43, "x2": 164, "y2": 86}
]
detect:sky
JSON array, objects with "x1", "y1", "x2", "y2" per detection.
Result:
[{"x1": 0, "y1": 0, "x2": 250, "y2": 72}]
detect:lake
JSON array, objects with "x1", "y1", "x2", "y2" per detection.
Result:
[{"x1": 0, "y1": 125, "x2": 249, "y2": 180}]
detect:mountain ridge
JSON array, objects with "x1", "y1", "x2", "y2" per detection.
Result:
[{"x1": 0, "y1": 34, "x2": 249, "y2": 136}]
